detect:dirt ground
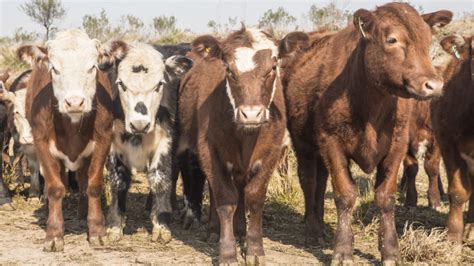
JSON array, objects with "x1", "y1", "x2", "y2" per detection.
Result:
[{"x1": 1, "y1": 163, "x2": 474, "y2": 265}]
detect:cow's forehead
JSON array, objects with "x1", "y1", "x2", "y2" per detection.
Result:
[
  {"x1": 47, "y1": 30, "x2": 99, "y2": 64},
  {"x1": 117, "y1": 43, "x2": 165, "y2": 89},
  {"x1": 230, "y1": 28, "x2": 277, "y2": 73}
]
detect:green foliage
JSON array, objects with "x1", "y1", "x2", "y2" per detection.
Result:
[
  {"x1": 152, "y1": 15, "x2": 177, "y2": 36},
  {"x1": 121, "y1": 15, "x2": 144, "y2": 34},
  {"x1": 20, "y1": 0, "x2": 66, "y2": 40},
  {"x1": 82, "y1": 9, "x2": 115, "y2": 41},
  {"x1": 12, "y1": 27, "x2": 38, "y2": 43},
  {"x1": 258, "y1": 7, "x2": 296, "y2": 34},
  {"x1": 307, "y1": 1, "x2": 352, "y2": 31},
  {"x1": 207, "y1": 17, "x2": 238, "y2": 37}
]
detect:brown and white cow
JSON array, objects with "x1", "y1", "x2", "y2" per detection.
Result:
[
  {"x1": 431, "y1": 34, "x2": 473, "y2": 243},
  {"x1": 19, "y1": 29, "x2": 114, "y2": 251},
  {"x1": 178, "y1": 27, "x2": 286, "y2": 264},
  {"x1": 400, "y1": 100, "x2": 445, "y2": 209},
  {"x1": 282, "y1": 3, "x2": 451, "y2": 263}
]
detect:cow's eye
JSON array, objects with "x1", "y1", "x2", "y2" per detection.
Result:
[
  {"x1": 386, "y1": 37, "x2": 398, "y2": 44},
  {"x1": 116, "y1": 80, "x2": 126, "y2": 91},
  {"x1": 155, "y1": 81, "x2": 164, "y2": 92},
  {"x1": 87, "y1": 65, "x2": 97, "y2": 74},
  {"x1": 50, "y1": 66, "x2": 60, "y2": 75}
]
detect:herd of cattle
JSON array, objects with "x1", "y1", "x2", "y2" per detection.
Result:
[{"x1": 0, "y1": 2, "x2": 472, "y2": 264}]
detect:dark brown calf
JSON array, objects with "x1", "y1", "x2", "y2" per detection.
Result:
[
  {"x1": 400, "y1": 100, "x2": 445, "y2": 209},
  {"x1": 431, "y1": 34, "x2": 473, "y2": 243},
  {"x1": 0, "y1": 70, "x2": 13, "y2": 209},
  {"x1": 179, "y1": 27, "x2": 286, "y2": 264},
  {"x1": 20, "y1": 30, "x2": 114, "y2": 251},
  {"x1": 283, "y1": 3, "x2": 451, "y2": 263}
]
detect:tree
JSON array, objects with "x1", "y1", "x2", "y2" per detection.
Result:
[
  {"x1": 258, "y1": 7, "x2": 296, "y2": 34},
  {"x1": 121, "y1": 15, "x2": 144, "y2": 35},
  {"x1": 207, "y1": 17, "x2": 238, "y2": 36},
  {"x1": 307, "y1": 1, "x2": 352, "y2": 31},
  {"x1": 20, "y1": 0, "x2": 66, "y2": 40},
  {"x1": 152, "y1": 15, "x2": 177, "y2": 36},
  {"x1": 82, "y1": 9, "x2": 112, "y2": 41}
]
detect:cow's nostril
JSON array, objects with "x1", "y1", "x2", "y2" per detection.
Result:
[
  {"x1": 256, "y1": 108, "x2": 264, "y2": 118},
  {"x1": 65, "y1": 100, "x2": 72, "y2": 107},
  {"x1": 144, "y1": 123, "x2": 151, "y2": 132},
  {"x1": 240, "y1": 109, "x2": 248, "y2": 119},
  {"x1": 79, "y1": 98, "x2": 85, "y2": 106},
  {"x1": 130, "y1": 123, "x2": 137, "y2": 131},
  {"x1": 424, "y1": 81, "x2": 434, "y2": 91}
]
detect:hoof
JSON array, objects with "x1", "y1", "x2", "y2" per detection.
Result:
[
  {"x1": 89, "y1": 235, "x2": 105, "y2": 247},
  {"x1": 207, "y1": 232, "x2": 219, "y2": 243},
  {"x1": 218, "y1": 258, "x2": 239, "y2": 266},
  {"x1": 107, "y1": 227, "x2": 123, "y2": 244},
  {"x1": 245, "y1": 255, "x2": 265, "y2": 266},
  {"x1": 151, "y1": 226, "x2": 172, "y2": 243},
  {"x1": 305, "y1": 236, "x2": 325, "y2": 246},
  {"x1": 382, "y1": 260, "x2": 397, "y2": 266},
  {"x1": 183, "y1": 213, "x2": 200, "y2": 230},
  {"x1": 0, "y1": 202, "x2": 15, "y2": 211},
  {"x1": 331, "y1": 253, "x2": 353, "y2": 266},
  {"x1": 43, "y1": 237, "x2": 64, "y2": 252}
]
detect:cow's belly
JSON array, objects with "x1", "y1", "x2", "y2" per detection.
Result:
[{"x1": 112, "y1": 120, "x2": 171, "y2": 172}]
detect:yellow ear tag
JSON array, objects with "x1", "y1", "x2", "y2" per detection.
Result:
[
  {"x1": 358, "y1": 17, "x2": 366, "y2": 38},
  {"x1": 452, "y1": 45, "x2": 461, "y2": 60},
  {"x1": 204, "y1": 47, "x2": 211, "y2": 56}
]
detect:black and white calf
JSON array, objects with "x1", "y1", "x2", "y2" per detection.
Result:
[{"x1": 99, "y1": 41, "x2": 192, "y2": 243}]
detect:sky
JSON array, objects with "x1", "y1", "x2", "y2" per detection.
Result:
[{"x1": 0, "y1": 0, "x2": 472, "y2": 37}]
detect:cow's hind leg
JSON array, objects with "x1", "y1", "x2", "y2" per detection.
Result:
[
  {"x1": 401, "y1": 153, "x2": 418, "y2": 207},
  {"x1": 181, "y1": 151, "x2": 206, "y2": 229},
  {"x1": 106, "y1": 156, "x2": 131, "y2": 243},
  {"x1": 0, "y1": 133, "x2": 13, "y2": 210},
  {"x1": 424, "y1": 142, "x2": 442, "y2": 209}
]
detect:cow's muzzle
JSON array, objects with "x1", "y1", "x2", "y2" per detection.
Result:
[
  {"x1": 236, "y1": 105, "x2": 267, "y2": 126},
  {"x1": 129, "y1": 120, "x2": 151, "y2": 134},
  {"x1": 64, "y1": 96, "x2": 86, "y2": 113}
]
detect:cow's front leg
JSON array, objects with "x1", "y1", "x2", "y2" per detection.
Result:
[
  {"x1": 106, "y1": 155, "x2": 131, "y2": 243},
  {"x1": 148, "y1": 140, "x2": 174, "y2": 243},
  {"x1": 27, "y1": 157, "x2": 42, "y2": 202}
]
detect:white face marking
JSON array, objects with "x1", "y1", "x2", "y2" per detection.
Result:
[
  {"x1": 225, "y1": 79, "x2": 237, "y2": 119},
  {"x1": 226, "y1": 162, "x2": 233, "y2": 173},
  {"x1": 461, "y1": 153, "x2": 474, "y2": 175},
  {"x1": 415, "y1": 139, "x2": 430, "y2": 160},
  {"x1": 233, "y1": 29, "x2": 277, "y2": 73},
  {"x1": 12, "y1": 90, "x2": 33, "y2": 145},
  {"x1": 47, "y1": 29, "x2": 100, "y2": 123},
  {"x1": 116, "y1": 43, "x2": 166, "y2": 134},
  {"x1": 49, "y1": 140, "x2": 96, "y2": 171}
]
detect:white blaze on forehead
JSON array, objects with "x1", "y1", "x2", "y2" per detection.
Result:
[
  {"x1": 47, "y1": 29, "x2": 99, "y2": 67},
  {"x1": 234, "y1": 28, "x2": 278, "y2": 73}
]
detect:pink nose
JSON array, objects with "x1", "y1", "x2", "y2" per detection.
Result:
[
  {"x1": 237, "y1": 105, "x2": 266, "y2": 124},
  {"x1": 64, "y1": 97, "x2": 85, "y2": 113}
]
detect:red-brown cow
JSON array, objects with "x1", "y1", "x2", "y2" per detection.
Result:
[
  {"x1": 282, "y1": 3, "x2": 451, "y2": 263},
  {"x1": 178, "y1": 27, "x2": 286, "y2": 264},
  {"x1": 431, "y1": 34, "x2": 473, "y2": 243},
  {"x1": 400, "y1": 100, "x2": 445, "y2": 209},
  {"x1": 20, "y1": 29, "x2": 114, "y2": 251}
]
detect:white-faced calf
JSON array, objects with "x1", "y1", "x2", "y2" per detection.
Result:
[{"x1": 98, "y1": 41, "x2": 192, "y2": 243}]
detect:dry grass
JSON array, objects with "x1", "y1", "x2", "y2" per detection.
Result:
[{"x1": 399, "y1": 223, "x2": 464, "y2": 264}]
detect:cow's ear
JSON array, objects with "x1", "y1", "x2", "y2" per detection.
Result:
[
  {"x1": 98, "y1": 40, "x2": 128, "y2": 71},
  {"x1": 279, "y1": 31, "x2": 310, "y2": 59},
  {"x1": 422, "y1": 10, "x2": 453, "y2": 29},
  {"x1": 440, "y1": 34, "x2": 467, "y2": 59},
  {"x1": 0, "y1": 70, "x2": 9, "y2": 83},
  {"x1": 17, "y1": 45, "x2": 48, "y2": 67},
  {"x1": 190, "y1": 35, "x2": 223, "y2": 60},
  {"x1": 0, "y1": 84, "x2": 16, "y2": 104},
  {"x1": 165, "y1": 55, "x2": 193, "y2": 77},
  {"x1": 353, "y1": 9, "x2": 375, "y2": 39}
]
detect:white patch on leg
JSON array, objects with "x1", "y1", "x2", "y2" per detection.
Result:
[
  {"x1": 415, "y1": 139, "x2": 430, "y2": 160},
  {"x1": 461, "y1": 152, "x2": 474, "y2": 175}
]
